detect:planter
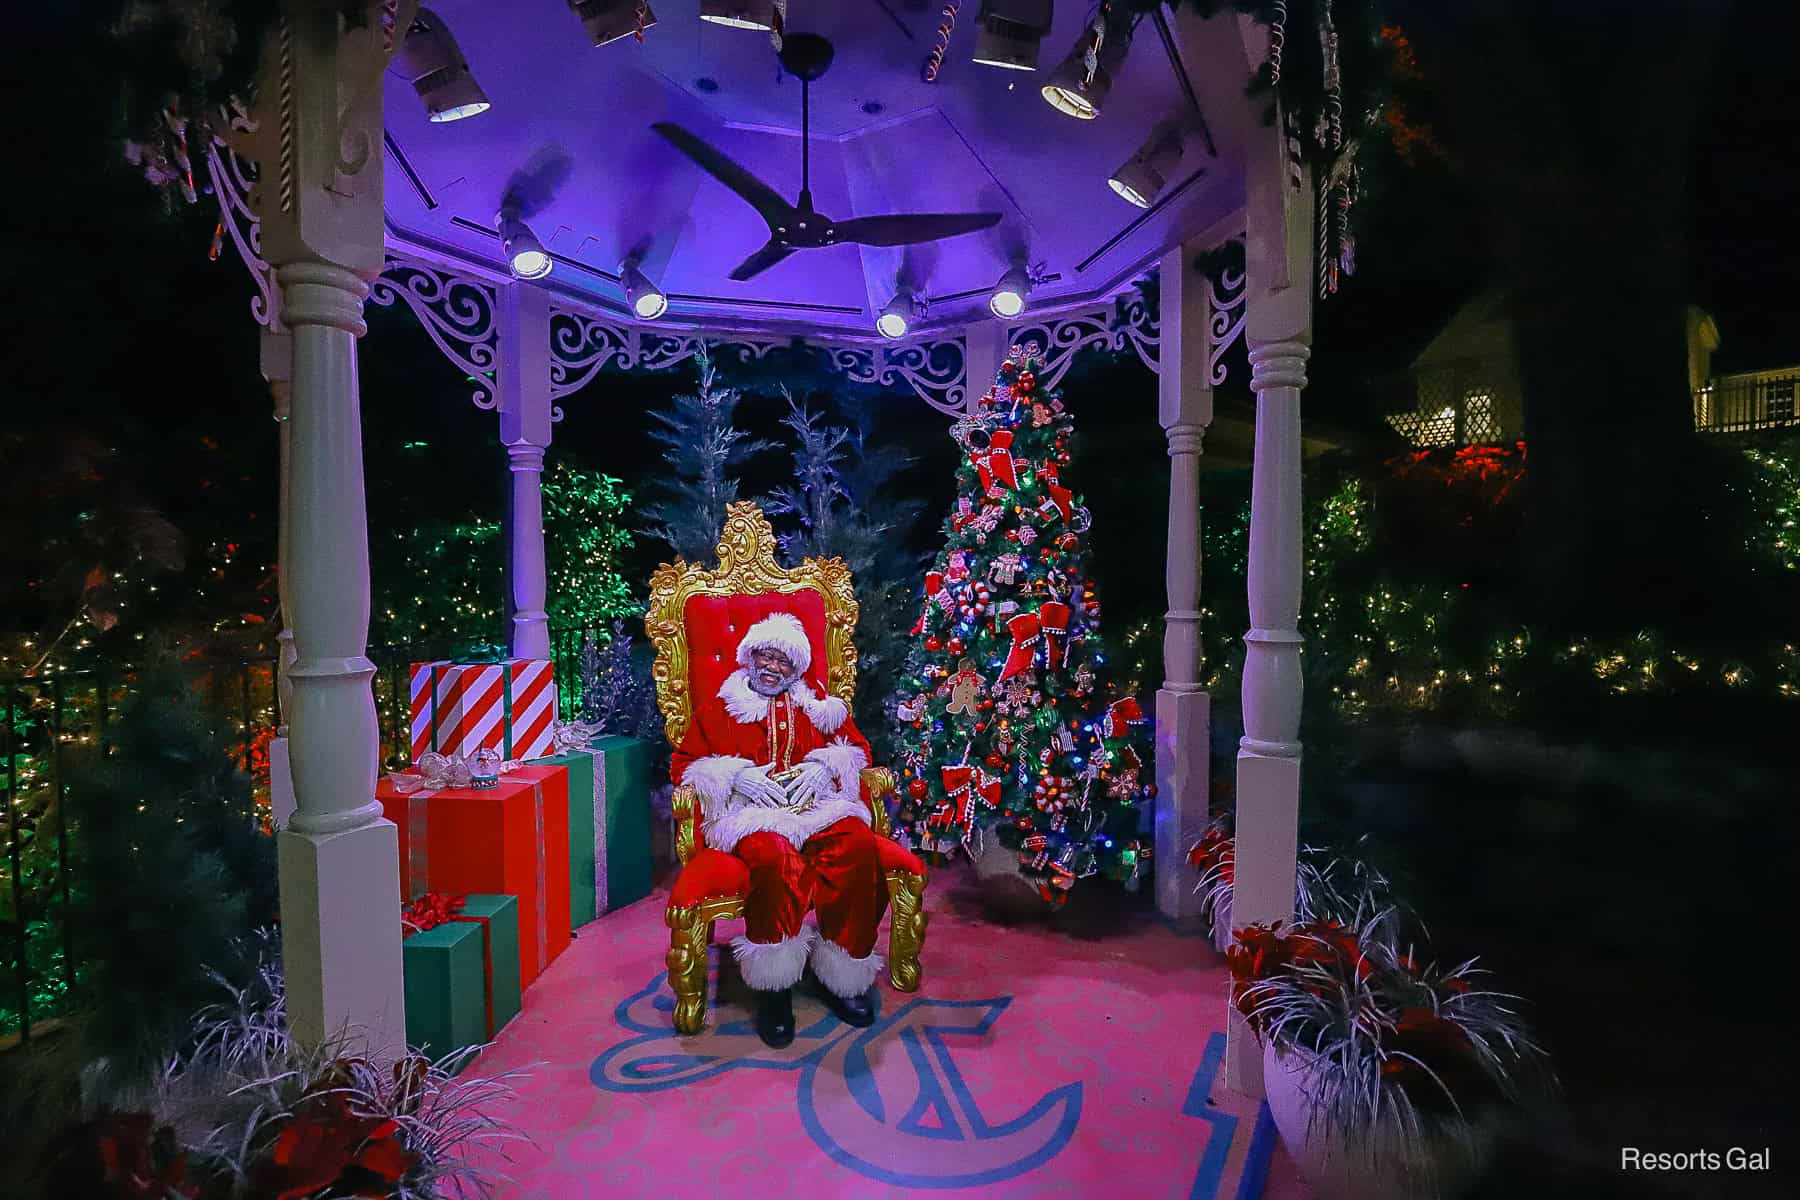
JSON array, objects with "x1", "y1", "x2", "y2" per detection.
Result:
[{"x1": 1262, "y1": 1041, "x2": 1482, "y2": 1200}]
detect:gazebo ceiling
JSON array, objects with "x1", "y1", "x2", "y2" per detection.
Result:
[{"x1": 381, "y1": 1, "x2": 1249, "y2": 337}]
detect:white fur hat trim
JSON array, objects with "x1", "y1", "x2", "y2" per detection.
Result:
[{"x1": 735, "y1": 611, "x2": 812, "y2": 676}]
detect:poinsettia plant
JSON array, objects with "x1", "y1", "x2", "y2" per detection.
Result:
[{"x1": 1229, "y1": 915, "x2": 1546, "y2": 1137}]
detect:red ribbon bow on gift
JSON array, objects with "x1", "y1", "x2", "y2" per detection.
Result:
[
  {"x1": 970, "y1": 430, "x2": 1019, "y2": 492},
  {"x1": 1104, "y1": 696, "x2": 1147, "y2": 738},
  {"x1": 401, "y1": 891, "x2": 466, "y2": 933},
  {"x1": 1038, "y1": 601, "x2": 1072, "y2": 670}
]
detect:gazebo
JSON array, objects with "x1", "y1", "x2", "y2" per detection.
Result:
[{"x1": 222, "y1": 0, "x2": 1317, "y2": 1100}]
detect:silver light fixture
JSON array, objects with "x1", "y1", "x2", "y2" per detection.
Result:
[
  {"x1": 568, "y1": 0, "x2": 658, "y2": 47},
  {"x1": 1040, "y1": 29, "x2": 1128, "y2": 120},
  {"x1": 396, "y1": 9, "x2": 491, "y2": 122},
  {"x1": 971, "y1": 1, "x2": 1055, "y2": 72},
  {"x1": 622, "y1": 260, "x2": 668, "y2": 319},
  {"x1": 498, "y1": 212, "x2": 552, "y2": 280},
  {"x1": 1108, "y1": 125, "x2": 1185, "y2": 208},
  {"x1": 877, "y1": 286, "x2": 914, "y2": 340},
  {"x1": 700, "y1": 0, "x2": 777, "y2": 31},
  {"x1": 988, "y1": 265, "x2": 1031, "y2": 318}
]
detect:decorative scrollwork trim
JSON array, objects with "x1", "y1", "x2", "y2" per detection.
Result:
[
  {"x1": 207, "y1": 139, "x2": 278, "y2": 329},
  {"x1": 369, "y1": 258, "x2": 500, "y2": 410},
  {"x1": 1204, "y1": 237, "x2": 1248, "y2": 387}
]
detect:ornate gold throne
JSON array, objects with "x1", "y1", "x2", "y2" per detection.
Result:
[{"x1": 645, "y1": 502, "x2": 928, "y2": 1036}]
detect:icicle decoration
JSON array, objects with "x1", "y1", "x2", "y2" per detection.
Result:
[{"x1": 922, "y1": 2, "x2": 960, "y2": 82}]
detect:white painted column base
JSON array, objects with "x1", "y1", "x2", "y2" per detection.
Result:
[
  {"x1": 1224, "y1": 749, "x2": 1302, "y2": 1094},
  {"x1": 269, "y1": 736, "x2": 296, "y2": 830},
  {"x1": 278, "y1": 821, "x2": 407, "y2": 1059},
  {"x1": 1153, "y1": 687, "x2": 1212, "y2": 927}
]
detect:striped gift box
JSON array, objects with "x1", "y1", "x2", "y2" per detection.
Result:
[{"x1": 408, "y1": 659, "x2": 558, "y2": 762}]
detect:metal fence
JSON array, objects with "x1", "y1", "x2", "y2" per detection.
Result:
[
  {"x1": 2, "y1": 628, "x2": 608, "y2": 1042},
  {"x1": 1694, "y1": 370, "x2": 1800, "y2": 434}
]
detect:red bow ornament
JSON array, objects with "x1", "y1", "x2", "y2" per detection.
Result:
[
  {"x1": 937, "y1": 764, "x2": 996, "y2": 838},
  {"x1": 998, "y1": 612, "x2": 1042, "y2": 682},
  {"x1": 401, "y1": 891, "x2": 466, "y2": 934},
  {"x1": 1038, "y1": 601, "x2": 1072, "y2": 669},
  {"x1": 1104, "y1": 697, "x2": 1147, "y2": 738},
  {"x1": 1036, "y1": 462, "x2": 1074, "y2": 523},
  {"x1": 970, "y1": 430, "x2": 1019, "y2": 491}
]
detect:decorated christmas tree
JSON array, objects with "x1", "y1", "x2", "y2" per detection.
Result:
[{"x1": 890, "y1": 345, "x2": 1150, "y2": 901}]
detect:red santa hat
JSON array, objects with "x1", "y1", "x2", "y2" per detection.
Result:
[{"x1": 735, "y1": 611, "x2": 813, "y2": 676}]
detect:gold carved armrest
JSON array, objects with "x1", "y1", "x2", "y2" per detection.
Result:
[{"x1": 861, "y1": 766, "x2": 895, "y2": 838}]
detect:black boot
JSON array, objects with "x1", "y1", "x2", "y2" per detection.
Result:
[
  {"x1": 816, "y1": 984, "x2": 876, "y2": 1028},
  {"x1": 756, "y1": 987, "x2": 796, "y2": 1048}
]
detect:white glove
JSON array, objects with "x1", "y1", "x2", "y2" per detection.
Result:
[
  {"x1": 787, "y1": 759, "x2": 837, "y2": 808},
  {"x1": 734, "y1": 762, "x2": 787, "y2": 808}
]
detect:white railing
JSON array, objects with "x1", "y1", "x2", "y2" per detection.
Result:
[{"x1": 1695, "y1": 369, "x2": 1800, "y2": 434}]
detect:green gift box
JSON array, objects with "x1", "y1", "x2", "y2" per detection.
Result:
[
  {"x1": 535, "y1": 737, "x2": 652, "y2": 924},
  {"x1": 402, "y1": 893, "x2": 522, "y2": 1060}
]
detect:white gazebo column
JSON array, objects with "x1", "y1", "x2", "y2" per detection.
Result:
[
  {"x1": 963, "y1": 319, "x2": 1004, "y2": 411},
  {"x1": 1227, "y1": 109, "x2": 1317, "y2": 1094},
  {"x1": 499, "y1": 284, "x2": 554, "y2": 659},
  {"x1": 265, "y1": 324, "x2": 298, "y2": 830},
  {"x1": 253, "y1": 7, "x2": 407, "y2": 1057},
  {"x1": 1153, "y1": 241, "x2": 1215, "y2": 925}
]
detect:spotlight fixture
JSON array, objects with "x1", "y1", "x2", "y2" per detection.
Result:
[
  {"x1": 988, "y1": 265, "x2": 1031, "y2": 318},
  {"x1": 1041, "y1": 31, "x2": 1128, "y2": 120},
  {"x1": 622, "y1": 260, "x2": 668, "y2": 319},
  {"x1": 568, "y1": 0, "x2": 657, "y2": 47},
  {"x1": 877, "y1": 287, "x2": 915, "y2": 340},
  {"x1": 498, "y1": 212, "x2": 552, "y2": 280},
  {"x1": 971, "y1": 1, "x2": 1055, "y2": 71},
  {"x1": 396, "y1": 8, "x2": 490, "y2": 122},
  {"x1": 1108, "y1": 126, "x2": 1185, "y2": 208},
  {"x1": 699, "y1": 0, "x2": 777, "y2": 31}
]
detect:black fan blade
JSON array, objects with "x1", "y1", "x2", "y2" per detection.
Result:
[
  {"x1": 652, "y1": 123, "x2": 795, "y2": 228},
  {"x1": 833, "y1": 212, "x2": 1002, "y2": 247},
  {"x1": 728, "y1": 239, "x2": 798, "y2": 281}
]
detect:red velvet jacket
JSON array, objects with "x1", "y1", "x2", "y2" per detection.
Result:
[{"x1": 671, "y1": 669, "x2": 872, "y2": 853}]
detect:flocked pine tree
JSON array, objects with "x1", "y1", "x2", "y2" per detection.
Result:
[
  {"x1": 765, "y1": 393, "x2": 925, "y2": 759},
  {"x1": 891, "y1": 346, "x2": 1150, "y2": 902},
  {"x1": 641, "y1": 348, "x2": 776, "y2": 561}
]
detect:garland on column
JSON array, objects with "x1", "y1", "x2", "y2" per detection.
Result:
[{"x1": 890, "y1": 345, "x2": 1151, "y2": 903}]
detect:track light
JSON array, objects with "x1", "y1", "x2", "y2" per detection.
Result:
[
  {"x1": 988, "y1": 265, "x2": 1031, "y2": 318},
  {"x1": 396, "y1": 9, "x2": 490, "y2": 122},
  {"x1": 622, "y1": 261, "x2": 668, "y2": 319},
  {"x1": 498, "y1": 212, "x2": 552, "y2": 280},
  {"x1": 1108, "y1": 126, "x2": 1185, "y2": 208},
  {"x1": 700, "y1": 0, "x2": 777, "y2": 31},
  {"x1": 877, "y1": 287, "x2": 915, "y2": 339},
  {"x1": 971, "y1": 1, "x2": 1055, "y2": 71},
  {"x1": 1041, "y1": 30, "x2": 1128, "y2": 120},
  {"x1": 568, "y1": 0, "x2": 657, "y2": 47}
]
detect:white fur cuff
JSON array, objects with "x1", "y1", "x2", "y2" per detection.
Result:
[
  {"x1": 731, "y1": 927, "x2": 815, "y2": 991},
  {"x1": 805, "y1": 738, "x2": 868, "y2": 791},
  {"x1": 812, "y1": 936, "x2": 883, "y2": 1000},
  {"x1": 681, "y1": 755, "x2": 755, "y2": 822}
]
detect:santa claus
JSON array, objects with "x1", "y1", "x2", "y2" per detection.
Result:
[{"x1": 671, "y1": 611, "x2": 888, "y2": 1047}]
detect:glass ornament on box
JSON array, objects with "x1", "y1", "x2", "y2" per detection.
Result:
[{"x1": 470, "y1": 746, "x2": 503, "y2": 789}]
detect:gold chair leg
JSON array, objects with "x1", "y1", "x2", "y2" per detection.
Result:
[
  {"x1": 665, "y1": 906, "x2": 712, "y2": 1035},
  {"x1": 884, "y1": 869, "x2": 928, "y2": 993}
]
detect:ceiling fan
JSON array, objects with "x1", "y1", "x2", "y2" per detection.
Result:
[{"x1": 653, "y1": 32, "x2": 1002, "y2": 282}]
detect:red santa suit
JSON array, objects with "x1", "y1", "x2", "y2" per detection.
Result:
[{"x1": 671, "y1": 611, "x2": 888, "y2": 1000}]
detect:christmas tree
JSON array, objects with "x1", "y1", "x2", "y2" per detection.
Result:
[{"x1": 891, "y1": 345, "x2": 1150, "y2": 902}]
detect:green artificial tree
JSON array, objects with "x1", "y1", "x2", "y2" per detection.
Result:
[
  {"x1": 765, "y1": 393, "x2": 926, "y2": 760},
  {"x1": 62, "y1": 654, "x2": 277, "y2": 1080},
  {"x1": 891, "y1": 346, "x2": 1150, "y2": 903},
  {"x1": 541, "y1": 459, "x2": 639, "y2": 630},
  {"x1": 641, "y1": 348, "x2": 775, "y2": 562}
]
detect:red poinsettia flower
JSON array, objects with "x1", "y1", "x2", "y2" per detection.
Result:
[
  {"x1": 86, "y1": 1112, "x2": 196, "y2": 1200},
  {"x1": 254, "y1": 1089, "x2": 417, "y2": 1200}
]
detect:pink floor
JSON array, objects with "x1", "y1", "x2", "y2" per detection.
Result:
[{"x1": 467, "y1": 862, "x2": 1312, "y2": 1199}]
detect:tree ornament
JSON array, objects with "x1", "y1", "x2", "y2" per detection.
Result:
[
  {"x1": 944, "y1": 660, "x2": 985, "y2": 714},
  {"x1": 925, "y1": 635, "x2": 942, "y2": 652},
  {"x1": 908, "y1": 776, "x2": 929, "y2": 799}
]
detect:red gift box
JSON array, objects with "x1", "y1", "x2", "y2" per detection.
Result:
[{"x1": 378, "y1": 765, "x2": 572, "y2": 991}]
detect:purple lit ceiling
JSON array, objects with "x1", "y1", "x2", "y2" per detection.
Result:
[{"x1": 382, "y1": 2, "x2": 1251, "y2": 337}]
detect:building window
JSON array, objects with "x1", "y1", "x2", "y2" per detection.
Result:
[{"x1": 1463, "y1": 391, "x2": 1500, "y2": 443}]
